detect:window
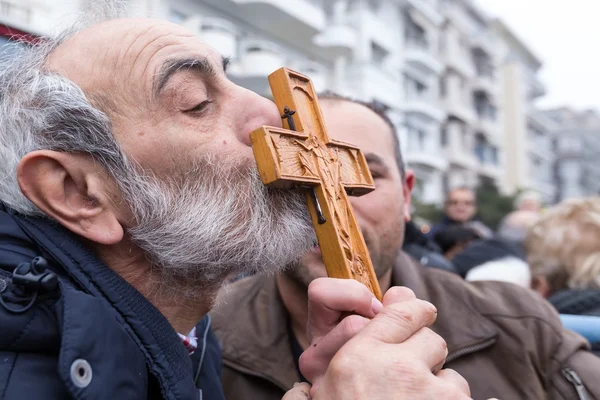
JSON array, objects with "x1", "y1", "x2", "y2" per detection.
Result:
[
  {"x1": 404, "y1": 14, "x2": 428, "y2": 50},
  {"x1": 474, "y1": 134, "x2": 486, "y2": 163},
  {"x1": 439, "y1": 76, "x2": 447, "y2": 98},
  {"x1": 404, "y1": 74, "x2": 429, "y2": 101},
  {"x1": 473, "y1": 92, "x2": 496, "y2": 121},
  {"x1": 440, "y1": 125, "x2": 448, "y2": 147},
  {"x1": 371, "y1": 41, "x2": 389, "y2": 65},
  {"x1": 490, "y1": 146, "x2": 498, "y2": 165},
  {"x1": 406, "y1": 123, "x2": 427, "y2": 152}
]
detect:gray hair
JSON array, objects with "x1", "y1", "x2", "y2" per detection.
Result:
[
  {"x1": 0, "y1": 1, "x2": 133, "y2": 216},
  {"x1": 0, "y1": 5, "x2": 317, "y2": 295}
]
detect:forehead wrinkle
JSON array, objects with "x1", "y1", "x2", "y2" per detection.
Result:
[
  {"x1": 138, "y1": 35, "x2": 197, "y2": 95},
  {"x1": 122, "y1": 25, "x2": 156, "y2": 79}
]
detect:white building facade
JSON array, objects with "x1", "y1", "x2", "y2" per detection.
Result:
[
  {"x1": 1, "y1": 0, "x2": 519, "y2": 205},
  {"x1": 494, "y1": 19, "x2": 555, "y2": 204},
  {"x1": 544, "y1": 108, "x2": 600, "y2": 202}
]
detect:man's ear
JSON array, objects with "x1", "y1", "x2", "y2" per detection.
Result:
[
  {"x1": 17, "y1": 150, "x2": 124, "y2": 245},
  {"x1": 402, "y1": 169, "x2": 415, "y2": 221}
]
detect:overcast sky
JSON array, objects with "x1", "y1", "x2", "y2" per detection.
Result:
[{"x1": 476, "y1": 0, "x2": 600, "y2": 111}]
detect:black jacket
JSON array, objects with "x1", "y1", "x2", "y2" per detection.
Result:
[
  {"x1": 0, "y1": 203, "x2": 224, "y2": 399},
  {"x1": 403, "y1": 221, "x2": 457, "y2": 273},
  {"x1": 550, "y1": 289, "x2": 600, "y2": 354}
]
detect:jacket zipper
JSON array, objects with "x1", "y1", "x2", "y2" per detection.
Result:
[
  {"x1": 445, "y1": 338, "x2": 497, "y2": 363},
  {"x1": 562, "y1": 367, "x2": 589, "y2": 400}
]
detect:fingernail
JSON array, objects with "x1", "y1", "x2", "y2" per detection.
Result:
[
  {"x1": 371, "y1": 297, "x2": 383, "y2": 315},
  {"x1": 293, "y1": 382, "x2": 300, "y2": 387}
]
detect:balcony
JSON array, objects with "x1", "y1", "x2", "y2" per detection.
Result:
[
  {"x1": 404, "y1": 41, "x2": 444, "y2": 75},
  {"x1": 472, "y1": 74, "x2": 497, "y2": 96},
  {"x1": 290, "y1": 61, "x2": 328, "y2": 92},
  {"x1": 442, "y1": 51, "x2": 475, "y2": 78},
  {"x1": 473, "y1": 117, "x2": 500, "y2": 140},
  {"x1": 406, "y1": 0, "x2": 444, "y2": 27},
  {"x1": 528, "y1": 138, "x2": 553, "y2": 161},
  {"x1": 313, "y1": 24, "x2": 355, "y2": 56},
  {"x1": 527, "y1": 71, "x2": 547, "y2": 99},
  {"x1": 469, "y1": 31, "x2": 495, "y2": 56},
  {"x1": 446, "y1": 147, "x2": 477, "y2": 170},
  {"x1": 347, "y1": 63, "x2": 401, "y2": 106},
  {"x1": 196, "y1": 17, "x2": 237, "y2": 58},
  {"x1": 229, "y1": 0, "x2": 325, "y2": 31},
  {"x1": 444, "y1": 97, "x2": 475, "y2": 123},
  {"x1": 227, "y1": 39, "x2": 285, "y2": 95},
  {"x1": 406, "y1": 150, "x2": 448, "y2": 171},
  {"x1": 478, "y1": 162, "x2": 503, "y2": 180},
  {"x1": 403, "y1": 97, "x2": 446, "y2": 122}
]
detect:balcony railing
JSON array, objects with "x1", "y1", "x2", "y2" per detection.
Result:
[{"x1": 0, "y1": 1, "x2": 32, "y2": 24}]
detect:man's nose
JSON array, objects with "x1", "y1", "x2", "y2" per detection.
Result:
[{"x1": 231, "y1": 85, "x2": 282, "y2": 146}]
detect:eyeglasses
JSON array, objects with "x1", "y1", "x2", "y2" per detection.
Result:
[{"x1": 447, "y1": 200, "x2": 475, "y2": 206}]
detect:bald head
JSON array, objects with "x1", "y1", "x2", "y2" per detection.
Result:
[{"x1": 47, "y1": 19, "x2": 223, "y2": 115}]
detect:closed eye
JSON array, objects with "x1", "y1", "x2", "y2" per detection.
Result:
[{"x1": 184, "y1": 100, "x2": 212, "y2": 114}]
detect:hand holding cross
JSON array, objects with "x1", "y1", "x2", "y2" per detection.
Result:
[{"x1": 251, "y1": 68, "x2": 383, "y2": 301}]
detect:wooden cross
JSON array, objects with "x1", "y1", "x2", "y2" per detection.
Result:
[{"x1": 251, "y1": 68, "x2": 383, "y2": 301}]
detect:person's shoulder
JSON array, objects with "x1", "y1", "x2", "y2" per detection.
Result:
[{"x1": 424, "y1": 267, "x2": 562, "y2": 331}]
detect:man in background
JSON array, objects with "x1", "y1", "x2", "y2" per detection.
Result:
[
  {"x1": 428, "y1": 187, "x2": 491, "y2": 239},
  {"x1": 211, "y1": 95, "x2": 600, "y2": 400}
]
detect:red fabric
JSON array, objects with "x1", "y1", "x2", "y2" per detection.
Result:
[
  {"x1": 178, "y1": 326, "x2": 198, "y2": 355},
  {"x1": 0, "y1": 24, "x2": 38, "y2": 44}
]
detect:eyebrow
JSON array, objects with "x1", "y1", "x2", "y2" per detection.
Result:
[
  {"x1": 154, "y1": 55, "x2": 230, "y2": 97},
  {"x1": 364, "y1": 153, "x2": 389, "y2": 171}
]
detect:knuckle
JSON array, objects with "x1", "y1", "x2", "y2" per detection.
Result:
[
  {"x1": 382, "y1": 301, "x2": 420, "y2": 327},
  {"x1": 307, "y1": 278, "x2": 328, "y2": 300},
  {"x1": 423, "y1": 328, "x2": 448, "y2": 355},
  {"x1": 329, "y1": 350, "x2": 359, "y2": 380},
  {"x1": 341, "y1": 314, "x2": 369, "y2": 337},
  {"x1": 385, "y1": 286, "x2": 416, "y2": 301}
]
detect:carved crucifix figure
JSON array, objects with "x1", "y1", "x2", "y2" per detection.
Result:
[{"x1": 251, "y1": 68, "x2": 383, "y2": 300}]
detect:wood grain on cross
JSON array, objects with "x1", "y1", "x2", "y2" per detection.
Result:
[{"x1": 251, "y1": 68, "x2": 383, "y2": 301}]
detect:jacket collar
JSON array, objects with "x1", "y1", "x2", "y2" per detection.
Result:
[
  {"x1": 214, "y1": 274, "x2": 300, "y2": 391},
  {"x1": 214, "y1": 252, "x2": 498, "y2": 389},
  {"x1": 1, "y1": 205, "x2": 199, "y2": 399}
]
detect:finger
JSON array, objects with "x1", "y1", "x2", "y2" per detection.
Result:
[
  {"x1": 382, "y1": 286, "x2": 417, "y2": 306},
  {"x1": 436, "y1": 368, "x2": 471, "y2": 397},
  {"x1": 282, "y1": 382, "x2": 312, "y2": 400},
  {"x1": 299, "y1": 314, "x2": 370, "y2": 384},
  {"x1": 307, "y1": 278, "x2": 382, "y2": 342},
  {"x1": 355, "y1": 298, "x2": 438, "y2": 344},
  {"x1": 397, "y1": 327, "x2": 448, "y2": 372}
]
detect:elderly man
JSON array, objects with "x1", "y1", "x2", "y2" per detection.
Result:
[
  {"x1": 0, "y1": 8, "x2": 474, "y2": 400},
  {"x1": 211, "y1": 96, "x2": 600, "y2": 400}
]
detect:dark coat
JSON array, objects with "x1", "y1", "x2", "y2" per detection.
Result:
[{"x1": 0, "y1": 203, "x2": 224, "y2": 400}]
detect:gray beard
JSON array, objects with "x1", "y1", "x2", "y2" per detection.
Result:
[{"x1": 120, "y1": 157, "x2": 316, "y2": 292}]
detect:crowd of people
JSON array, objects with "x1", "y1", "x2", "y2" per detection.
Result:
[
  {"x1": 0, "y1": 4, "x2": 599, "y2": 400},
  {"x1": 408, "y1": 185, "x2": 600, "y2": 348}
]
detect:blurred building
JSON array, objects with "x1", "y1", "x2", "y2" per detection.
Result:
[
  {"x1": 493, "y1": 19, "x2": 555, "y2": 204},
  {"x1": 0, "y1": 0, "x2": 559, "y2": 205},
  {"x1": 438, "y1": 0, "x2": 502, "y2": 199},
  {"x1": 544, "y1": 108, "x2": 600, "y2": 202}
]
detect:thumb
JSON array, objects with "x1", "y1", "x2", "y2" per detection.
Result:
[{"x1": 282, "y1": 382, "x2": 312, "y2": 400}]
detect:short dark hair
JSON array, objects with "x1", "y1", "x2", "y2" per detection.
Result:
[
  {"x1": 318, "y1": 91, "x2": 405, "y2": 179},
  {"x1": 433, "y1": 225, "x2": 481, "y2": 254}
]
